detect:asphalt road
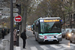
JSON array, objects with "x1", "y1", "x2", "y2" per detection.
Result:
[{"x1": 25, "y1": 30, "x2": 75, "y2": 50}]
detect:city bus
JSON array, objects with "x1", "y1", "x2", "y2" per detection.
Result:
[{"x1": 33, "y1": 17, "x2": 63, "y2": 43}]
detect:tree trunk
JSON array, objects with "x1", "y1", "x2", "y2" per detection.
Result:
[{"x1": 22, "y1": 6, "x2": 27, "y2": 32}]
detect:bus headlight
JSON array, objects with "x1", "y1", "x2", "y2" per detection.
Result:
[
  {"x1": 57, "y1": 35, "x2": 62, "y2": 38},
  {"x1": 39, "y1": 35, "x2": 44, "y2": 39}
]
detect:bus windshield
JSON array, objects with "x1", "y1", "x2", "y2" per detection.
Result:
[{"x1": 40, "y1": 22, "x2": 61, "y2": 33}]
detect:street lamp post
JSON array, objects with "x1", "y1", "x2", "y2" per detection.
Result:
[
  {"x1": 68, "y1": 12, "x2": 72, "y2": 28},
  {"x1": 70, "y1": 15, "x2": 72, "y2": 28},
  {"x1": 69, "y1": 13, "x2": 70, "y2": 27},
  {"x1": 47, "y1": 0, "x2": 52, "y2": 17},
  {"x1": 63, "y1": 16, "x2": 65, "y2": 29},
  {"x1": 10, "y1": 0, "x2": 13, "y2": 50}
]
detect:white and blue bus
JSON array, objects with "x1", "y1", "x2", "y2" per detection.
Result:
[{"x1": 33, "y1": 17, "x2": 63, "y2": 43}]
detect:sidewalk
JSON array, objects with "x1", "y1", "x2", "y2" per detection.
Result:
[
  {"x1": 0, "y1": 32, "x2": 29, "y2": 50},
  {"x1": 19, "y1": 37, "x2": 29, "y2": 50},
  {"x1": 0, "y1": 33, "x2": 10, "y2": 50}
]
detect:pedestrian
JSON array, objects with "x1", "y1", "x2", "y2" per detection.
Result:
[
  {"x1": 1, "y1": 28, "x2": 6, "y2": 39},
  {"x1": 21, "y1": 29, "x2": 27, "y2": 49},
  {"x1": 13, "y1": 29, "x2": 17, "y2": 46}
]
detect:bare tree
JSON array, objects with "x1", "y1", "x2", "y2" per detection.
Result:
[{"x1": 16, "y1": 0, "x2": 32, "y2": 32}]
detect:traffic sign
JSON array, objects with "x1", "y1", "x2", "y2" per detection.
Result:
[
  {"x1": 0, "y1": 2, "x2": 7, "y2": 7},
  {"x1": 13, "y1": 8, "x2": 18, "y2": 12},
  {"x1": 2, "y1": 13, "x2": 18, "y2": 16},
  {"x1": 2, "y1": 8, "x2": 18, "y2": 12},
  {"x1": 15, "y1": 15, "x2": 22, "y2": 22}
]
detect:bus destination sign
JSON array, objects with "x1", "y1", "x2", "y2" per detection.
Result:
[{"x1": 44, "y1": 20, "x2": 59, "y2": 22}]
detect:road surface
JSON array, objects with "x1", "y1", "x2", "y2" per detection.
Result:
[{"x1": 22, "y1": 30, "x2": 75, "y2": 50}]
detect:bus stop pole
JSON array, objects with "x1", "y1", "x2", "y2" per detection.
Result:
[
  {"x1": 16, "y1": 4, "x2": 21, "y2": 46},
  {"x1": 16, "y1": 23, "x2": 19, "y2": 46},
  {"x1": 10, "y1": 0, "x2": 13, "y2": 50}
]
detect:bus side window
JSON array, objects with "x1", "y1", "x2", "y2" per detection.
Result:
[
  {"x1": 36, "y1": 21, "x2": 39, "y2": 27},
  {"x1": 36, "y1": 21, "x2": 40, "y2": 32}
]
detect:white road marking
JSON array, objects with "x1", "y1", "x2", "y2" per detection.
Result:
[
  {"x1": 50, "y1": 45, "x2": 61, "y2": 49},
  {"x1": 60, "y1": 44, "x2": 70, "y2": 48},
  {"x1": 40, "y1": 45, "x2": 49, "y2": 50},
  {"x1": 50, "y1": 44, "x2": 74, "y2": 50},
  {"x1": 30, "y1": 44, "x2": 75, "y2": 50},
  {"x1": 70, "y1": 43, "x2": 75, "y2": 46},
  {"x1": 30, "y1": 46, "x2": 38, "y2": 50}
]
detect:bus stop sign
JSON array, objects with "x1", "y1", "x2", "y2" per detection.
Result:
[{"x1": 15, "y1": 15, "x2": 22, "y2": 22}]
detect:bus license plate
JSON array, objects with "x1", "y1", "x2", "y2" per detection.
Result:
[{"x1": 48, "y1": 36, "x2": 54, "y2": 38}]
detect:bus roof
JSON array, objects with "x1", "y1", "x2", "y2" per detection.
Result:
[
  {"x1": 34, "y1": 17, "x2": 61, "y2": 23},
  {"x1": 39, "y1": 17, "x2": 61, "y2": 19}
]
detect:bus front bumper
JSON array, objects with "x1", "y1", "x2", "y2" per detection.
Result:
[
  {"x1": 57, "y1": 38, "x2": 62, "y2": 41},
  {"x1": 38, "y1": 38, "x2": 62, "y2": 42}
]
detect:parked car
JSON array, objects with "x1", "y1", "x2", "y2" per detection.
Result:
[{"x1": 70, "y1": 29, "x2": 75, "y2": 43}]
